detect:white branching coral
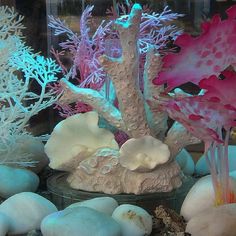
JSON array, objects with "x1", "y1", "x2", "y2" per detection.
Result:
[
  {"x1": 0, "y1": 6, "x2": 24, "y2": 39},
  {"x1": 0, "y1": 6, "x2": 60, "y2": 167}
]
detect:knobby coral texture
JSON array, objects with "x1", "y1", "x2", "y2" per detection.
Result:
[
  {"x1": 0, "y1": 6, "x2": 60, "y2": 167},
  {"x1": 49, "y1": 3, "x2": 199, "y2": 157},
  {"x1": 154, "y1": 5, "x2": 236, "y2": 205},
  {"x1": 48, "y1": 2, "x2": 183, "y2": 119}
]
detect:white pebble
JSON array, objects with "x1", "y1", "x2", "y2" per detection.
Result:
[
  {"x1": 0, "y1": 192, "x2": 57, "y2": 235},
  {"x1": 0, "y1": 165, "x2": 39, "y2": 198},
  {"x1": 41, "y1": 206, "x2": 121, "y2": 236},
  {"x1": 66, "y1": 197, "x2": 118, "y2": 215},
  {"x1": 186, "y1": 203, "x2": 236, "y2": 236},
  {"x1": 112, "y1": 204, "x2": 152, "y2": 236}
]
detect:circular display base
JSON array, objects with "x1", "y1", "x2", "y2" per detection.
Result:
[{"x1": 47, "y1": 172, "x2": 196, "y2": 213}]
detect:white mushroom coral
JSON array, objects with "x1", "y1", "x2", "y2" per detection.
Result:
[
  {"x1": 45, "y1": 111, "x2": 119, "y2": 171},
  {"x1": 119, "y1": 136, "x2": 170, "y2": 172}
]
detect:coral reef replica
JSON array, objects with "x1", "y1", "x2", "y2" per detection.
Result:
[
  {"x1": 1, "y1": 0, "x2": 236, "y2": 235},
  {"x1": 45, "y1": 2, "x2": 200, "y2": 194}
]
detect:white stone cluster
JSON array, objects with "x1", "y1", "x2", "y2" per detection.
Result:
[{"x1": 0, "y1": 193, "x2": 153, "y2": 236}]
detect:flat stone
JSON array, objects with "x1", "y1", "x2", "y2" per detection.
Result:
[
  {"x1": 176, "y1": 149, "x2": 195, "y2": 175},
  {"x1": 0, "y1": 192, "x2": 57, "y2": 235},
  {"x1": 181, "y1": 174, "x2": 236, "y2": 221},
  {"x1": 180, "y1": 176, "x2": 215, "y2": 221},
  {"x1": 0, "y1": 165, "x2": 39, "y2": 198},
  {"x1": 186, "y1": 203, "x2": 236, "y2": 236},
  {"x1": 41, "y1": 206, "x2": 121, "y2": 236},
  {"x1": 112, "y1": 204, "x2": 152, "y2": 236},
  {"x1": 66, "y1": 197, "x2": 118, "y2": 215},
  {"x1": 0, "y1": 212, "x2": 9, "y2": 236}
]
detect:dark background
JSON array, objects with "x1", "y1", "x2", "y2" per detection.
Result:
[{"x1": 1, "y1": 0, "x2": 235, "y2": 55}]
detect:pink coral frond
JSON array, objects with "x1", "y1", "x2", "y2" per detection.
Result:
[
  {"x1": 226, "y1": 5, "x2": 236, "y2": 19},
  {"x1": 159, "y1": 96, "x2": 236, "y2": 143},
  {"x1": 80, "y1": 5, "x2": 94, "y2": 39},
  {"x1": 154, "y1": 5, "x2": 236, "y2": 91},
  {"x1": 50, "y1": 47, "x2": 67, "y2": 75},
  {"x1": 199, "y1": 70, "x2": 236, "y2": 108}
]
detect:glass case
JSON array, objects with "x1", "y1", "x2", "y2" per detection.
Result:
[{"x1": 1, "y1": 1, "x2": 236, "y2": 235}]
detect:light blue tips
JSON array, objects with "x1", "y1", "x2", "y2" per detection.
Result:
[{"x1": 132, "y1": 3, "x2": 142, "y2": 11}]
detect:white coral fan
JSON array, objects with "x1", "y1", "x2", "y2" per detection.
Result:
[
  {"x1": 120, "y1": 136, "x2": 170, "y2": 172},
  {"x1": 45, "y1": 111, "x2": 119, "y2": 171}
]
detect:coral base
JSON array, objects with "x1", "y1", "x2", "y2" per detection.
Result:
[{"x1": 67, "y1": 161, "x2": 182, "y2": 195}]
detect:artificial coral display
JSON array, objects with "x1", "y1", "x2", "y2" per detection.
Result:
[
  {"x1": 47, "y1": 1, "x2": 236, "y2": 206},
  {"x1": 45, "y1": 2, "x2": 201, "y2": 194},
  {"x1": 155, "y1": 5, "x2": 236, "y2": 205},
  {"x1": 0, "y1": 6, "x2": 60, "y2": 167},
  {"x1": 48, "y1": 3, "x2": 183, "y2": 136},
  {"x1": 48, "y1": 2, "x2": 200, "y2": 155}
]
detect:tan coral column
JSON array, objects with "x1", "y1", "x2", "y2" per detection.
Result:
[
  {"x1": 143, "y1": 46, "x2": 168, "y2": 140},
  {"x1": 99, "y1": 4, "x2": 151, "y2": 138}
]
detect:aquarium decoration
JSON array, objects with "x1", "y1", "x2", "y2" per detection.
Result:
[
  {"x1": 45, "y1": 3, "x2": 202, "y2": 195},
  {"x1": 155, "y1": 5, "x2": 236, "y2": 206},
  {"x1": 1, "y1": 1, "x2": 236, "y2": 235},
  {"x1": 0, "y1": 6, "x2": 60, "y2": 167}
]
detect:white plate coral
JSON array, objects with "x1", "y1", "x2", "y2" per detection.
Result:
[
  {"x1": 45, "y1": 111, "x2": 119, "y2": 171},
  {"x1": 119, "y1": 135, "x2": 170, "y2": 172}
]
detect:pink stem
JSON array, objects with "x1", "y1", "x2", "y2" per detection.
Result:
[
  {"x1": 210, "y1": 142, "x2": 218, "y2": 178},
  {"x1": 205, "y1": 142, "x2": 218, "y2": 197},
  {"x1": 223, "y1": 129, "x2": 230, "y2": 202}
]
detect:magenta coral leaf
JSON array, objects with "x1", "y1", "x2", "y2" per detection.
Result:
[
  {"x1": 199, "y1": 70, "x2": 236, "y2": 108},
  {"x1": 159, "y1": 96, "x2": 236, "y2": 143},
  {"x1": 154, "y1": 5, "x2": 236, "y2": 91}
]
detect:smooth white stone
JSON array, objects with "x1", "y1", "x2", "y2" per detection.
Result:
[
  {"x1": 0, "y1": 165, "x2": 39, "y2": 198},
  {"x1": 41, "y1": 206, "x2": 121, "y2": 236},
  {"x1": 196, "y1": 145, "x2": 236, "y2": 175},
  {"x1": 186, "y1": 203, "x2": 236, "y2": 236},
  {"x1": 66, "y1": 197, "x2": 118, "y2": 215},
  {"x1": 181, "y1": 174, "x2": 236, "y2": 221},
  {"x1": 0, "y1": 213, "x2": 9, "y2": 236},
  {"x1": 112, "y1": 204, "x2": 152, "y2": 236},
  {"x1": 13, "y1": 136, "x2": 49, "y2": 174},
  {"x1": 0, "y1": 192, "x2": 57, "y2": 235},
  {"x1": 181, "y1": 175, "x2": 215, "y2": 221},
  {"x1": 176, "y1": 149, "x2": 195, "y2": 175}
]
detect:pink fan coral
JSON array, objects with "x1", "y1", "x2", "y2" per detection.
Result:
[
  {"x1": 157, "y1": 76, "x2": 236, "y2": 204},
  {"x1": 199, "y1": 70, "x2": 236, "y2": 107},
  {"x1": 49, "y1": 3, "x2": 183, "y2": 118},
  {"x1": 158, "y1": 95, "x2": 236, "y2": 145},
  {"x1": 154, "y1": 5, "x2": 236, "y2": 91},
  {"x1": 153, "y1": 4, "x2": 236, "y2": 205}
]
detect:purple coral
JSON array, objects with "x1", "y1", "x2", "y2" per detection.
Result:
[{"x1": 49, "y1": 3, "x2": 182, "y2": 118}]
